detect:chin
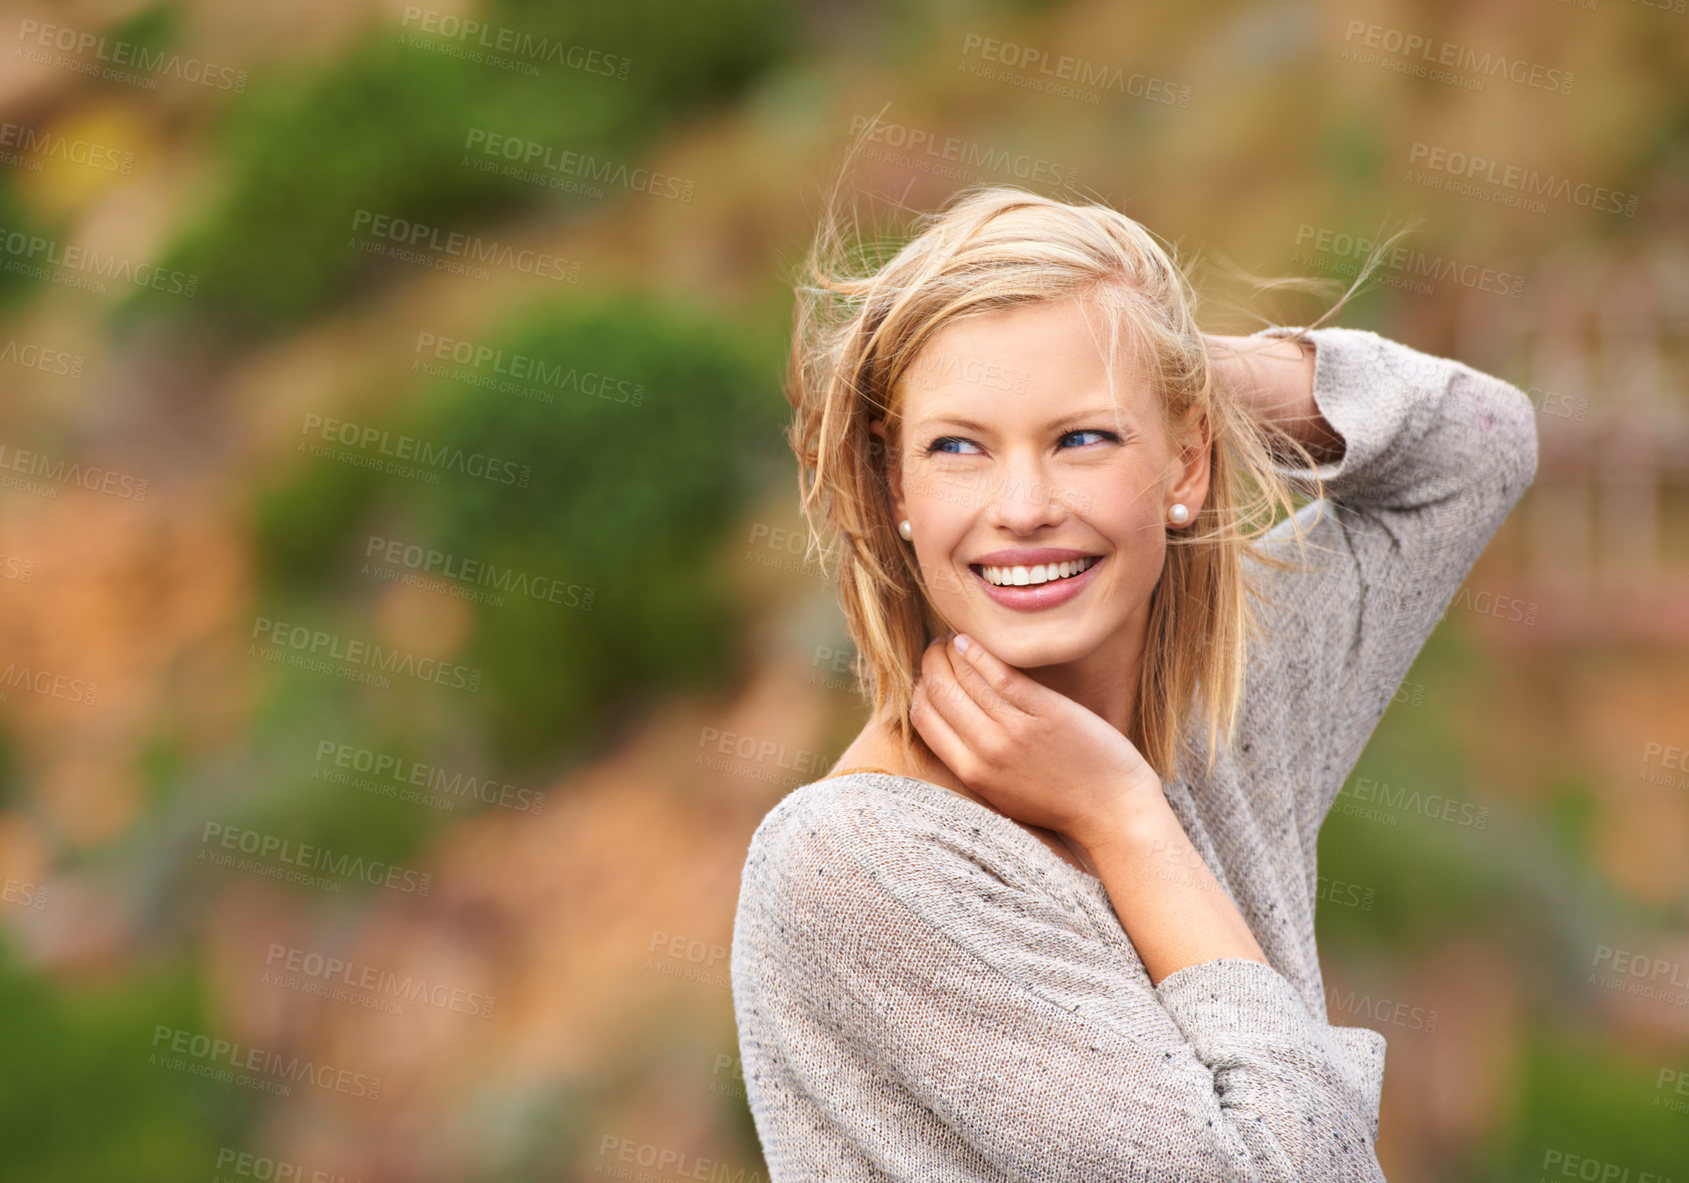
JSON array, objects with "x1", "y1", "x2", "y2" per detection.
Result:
[{"x1": 969, "y1": 627, "x2": 1098, "y2": 671}]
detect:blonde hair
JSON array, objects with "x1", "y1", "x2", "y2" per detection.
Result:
[{"x1": 786, "y1": 115, "x2": 1414, "y2": 783}]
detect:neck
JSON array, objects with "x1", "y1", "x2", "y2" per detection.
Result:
[{"x1": 1023, "y1": 599, "x2": 1150, "y2": 738}]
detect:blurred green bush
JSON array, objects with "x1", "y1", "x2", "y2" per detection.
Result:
[
  {"x1": 118, "y1": 0, "x2": 792, "y2": 338},
  {"x1": 255, "y1": 290, "x2": 787, "y2": 769}
]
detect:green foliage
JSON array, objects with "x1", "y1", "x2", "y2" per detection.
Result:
[
  {"x1": 394, "y1": 290, "x2": 788, "y2": 763},
  {"x1": 252, "y1": 443, "x2": 383, "y2": 593},
  {"x1": 1483, "y1": 1025, "x2": 1689, "y2": 1180},
  {"x1": 0, "y1": 942, "x2": 235, "y2": 1181},
  {"x1": 0, "y1": 727, "x2": 19, "y2": 810},
  {"x1": 118, "y1": 0, "x2": 792, "y2": 338},
  {"x1": 237, "y1": 723, "x2": 439, "y2": 877},
  {"x1": 0, "y1": 177, "x2": 50, "y2": 312},
  {"x1": 247, "y1": 291, "x2": 786, "y2": 769},
  {"x1": 108, "y1": 1, "x2": 178, "y2": 53}
]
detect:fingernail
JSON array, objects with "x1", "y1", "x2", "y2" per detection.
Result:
[{"x1": 953, "y1": 634, "x2": 970, "y2": 654}]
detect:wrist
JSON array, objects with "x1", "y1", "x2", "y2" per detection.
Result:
[{"x1": 1066, "y1": 776, "x2": 1170, "y2": 862}]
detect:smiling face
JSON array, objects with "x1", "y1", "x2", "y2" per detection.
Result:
[{"x1": 879, "y1": 294, "x2": 1210, "y2": 676}]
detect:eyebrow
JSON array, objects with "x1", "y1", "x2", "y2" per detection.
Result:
[{"x1": 914, "y1": 407, "x2": 1129, "y2": 434}]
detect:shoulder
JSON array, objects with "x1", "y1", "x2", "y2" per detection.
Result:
[
  {"x1": 744, "y1": 775, "x2": 885, "y2": 855},
  {"x1": 742, "y1": 775, "x2": 969, "y2": 892},
  {"x1": 737, "y1": 774, "x2": 1079, "y2": 934}
]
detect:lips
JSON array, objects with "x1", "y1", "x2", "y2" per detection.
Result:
[
  {"x1": 974, "y1": 555, "x2": 1099, "y2": 587},
  {"x1": 966, "y1": 552, "x2": 1106, "y2": 611}
]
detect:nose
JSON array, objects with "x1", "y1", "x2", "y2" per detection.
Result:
[{"x1": 984, "y1": 450, "x2": 1067, "y2": 534}]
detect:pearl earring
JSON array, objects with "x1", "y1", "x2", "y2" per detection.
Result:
[
  {"x1": 898, "y1": 519, "x2": 913, "y2": 541},
  {"x1": 1168, "y1": 503, "x2": 1190, "y2": 526}
]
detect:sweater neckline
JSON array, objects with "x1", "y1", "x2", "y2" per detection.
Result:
[{"x1": 815, "y1": 769, "x2": 1114, "y2": 900}]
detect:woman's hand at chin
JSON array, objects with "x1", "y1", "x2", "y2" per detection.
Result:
[{"x1": 909, "y1": 633, "x2": 1164, "y2": 852}]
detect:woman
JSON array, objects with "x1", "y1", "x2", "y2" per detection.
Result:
[{"x1": 729, "y1": 181, "x2": 1537, "y2": 1181}]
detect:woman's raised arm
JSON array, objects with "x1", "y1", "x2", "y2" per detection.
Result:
[
  {"x1": 1205, "y1": 331, "x2": 1344, "y2": 463},
  {"x1": 1216, "y1": 325, "x2": 1539, "y2": 843}
]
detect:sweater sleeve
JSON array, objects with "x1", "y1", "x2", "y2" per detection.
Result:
[
  {"x1": 1240, "y1": 325, "x2": 1538, "y2": 836},
  {"x1": 733, "y1": 782, "x2": 1387, "y2": 1182}
]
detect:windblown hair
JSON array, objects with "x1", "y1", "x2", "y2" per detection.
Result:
[{"x1": 785, "y1": 115, "x2": 1415, "y2": 783}]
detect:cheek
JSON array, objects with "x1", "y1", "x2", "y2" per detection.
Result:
[
  {"x1": 1084, "y1": 469, "x2": 1164, "y2": 543},
  {"x1": 906, "y1": 499, "x2": 978, "y2": 601},
  {"x1": 1083, "y1": 475, "x2": 1169, "y2": 594}
]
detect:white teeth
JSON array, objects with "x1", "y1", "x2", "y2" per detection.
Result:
[{"x1": 977, "y1": 556, "x2": 1098, "y2": 587}]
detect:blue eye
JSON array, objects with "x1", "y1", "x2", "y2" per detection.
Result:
[
  {"x1": 1060, "y1": 429, "x2": 1119, "y2": 448},
  {"x1": 922, "y1": 430, "x2": 1120, "y2": 456}
]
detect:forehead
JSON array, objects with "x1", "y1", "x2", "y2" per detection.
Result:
[{"x1": 896, "y1": 297, "x2": 1154, "y2": 426}]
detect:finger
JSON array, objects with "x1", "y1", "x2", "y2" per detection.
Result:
[
  {"x1": 919, "y1": 641, "x2": 996, "y2": 750},
  {"x1": 952, "y1": 634, "x2": 1043, "y2": 717},
  {"x1": 909, "y1": 681, "x2": 972, "y2": 778},
  {"x1": 918, "y1": 638, "x2": 993, "y2": 730},
  {"x1": 945, "y1": 633, "x2": 1015, "y2": 717}
]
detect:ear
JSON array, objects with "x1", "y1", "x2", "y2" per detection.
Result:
[
  {"x1": 1165, "y1": 405, "x2": 1212, "y2": 518},
  {"x1": 868, "y1": 419, "x2": 906, "y2": 525}
]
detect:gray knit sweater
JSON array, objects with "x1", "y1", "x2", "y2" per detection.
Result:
[{"x1": 730, "y1": 325, "x2": 1539, "y2": 1181}]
